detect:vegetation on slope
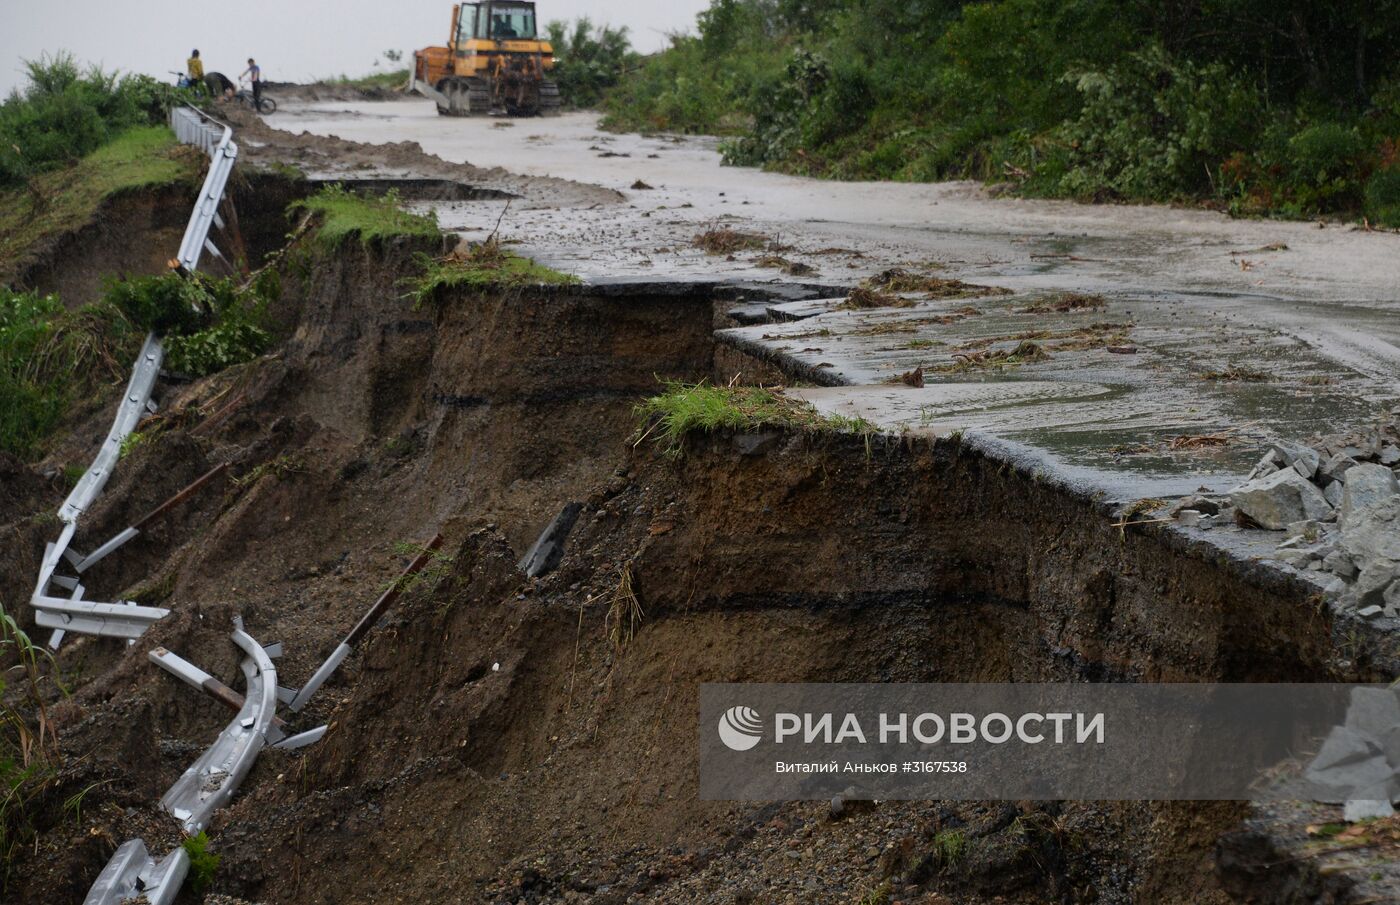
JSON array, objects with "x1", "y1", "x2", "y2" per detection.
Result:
[
  {"x1": 635, "y1": 380, "x2": 872, "y2": 455},
  {"x1": 0, "y1": 53, "x2": 195, "y2": 190},
  {"x1": 405, "y1": 239, "x2": 579, "y2": 306},
  {"x1": 292, "y1": 185, "x2": 442, "y2": 247},
  {"x1": 601, "y1": 0, "x2": 1400, "y2": 223},
  {"x1": 0, "y1": 273, "x2": 274, "y2": 459},
  {"x1": 0, "y1": 604, "x2": 62, "y2": 892},
  {"x1": 0, "y1": 126, "x2": 201, "y2": 274}
]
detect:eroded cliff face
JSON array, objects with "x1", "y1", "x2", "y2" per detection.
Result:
[{"x1": 3, "y1": 222, "x2": 1386, "y2": 905}]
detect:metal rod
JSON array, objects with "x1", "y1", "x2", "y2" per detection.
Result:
[
  {"x1": 287, "y1": 534, "x2": 445, "y2": 711},
  {"x1": 132, "y1": 462, "x2": 228, "y2": 530},
  {"x1": 346, "y1": 533, "x2": 445, "y2": 647}
]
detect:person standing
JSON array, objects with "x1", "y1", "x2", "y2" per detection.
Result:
[
  {"x1": 186, "y1": 49, "x2": 204, "y2": 92},
  {"x1": 241, "y1": 58, "x2": 263, "y2": 109}
]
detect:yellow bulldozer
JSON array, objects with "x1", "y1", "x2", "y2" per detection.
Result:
[{"x1": 410, "y1": 1, "x2": 561, "y2": 116}]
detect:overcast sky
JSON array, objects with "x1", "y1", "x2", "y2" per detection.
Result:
[{"x1": 0, "y1": 0, "x2": 709, "y2": 95}]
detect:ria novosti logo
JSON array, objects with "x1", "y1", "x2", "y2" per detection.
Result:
[{"x1": 717, "y1": 705, "x2": 763, "y2": 751}]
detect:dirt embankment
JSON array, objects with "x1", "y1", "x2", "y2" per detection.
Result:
[
  {"x1": 8, "y1": 170, "x2": 312, "y2": 308},
  {"x1": 221, "y1": 106, "x2": 623, "y2": 209},
  {"x1": 2, "y1": 228, "x2": 1388, "y2": 904}
]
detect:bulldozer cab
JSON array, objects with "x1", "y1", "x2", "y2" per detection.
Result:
[
  {"x1": 414, "y1": 1, "x2": 559, "y2": 116},
  {"x1": 457, "y1": 2, "x2": 538, "y2": 44}
]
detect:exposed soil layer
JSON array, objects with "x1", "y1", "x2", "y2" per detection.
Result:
[
  {"x1": 9, "y1": 171, "x2": 313, "y2": 304},
  {"x1": 1, "y1": 238, "x2": 1390, "y2": 905},
  {"x1": 14, "y1": 183, "x2": 196, "y2": 305}
]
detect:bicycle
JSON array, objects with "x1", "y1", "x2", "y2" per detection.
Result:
[{"x1": 234, "y1": 84, "x2": 277, "y2": 114}]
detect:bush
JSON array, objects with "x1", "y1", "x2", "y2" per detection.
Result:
[
  {"x1": 181, "y1": 831, "x2": 221, "y2": 893},
  {"x1": 103, "y1": 272, "x2": 275, "y2": 376},
  {"x1": 1057, "y1": 44, "x2": 1263, "y2": 200},
  {"x1": 544, "y1": 19, "x2": 638, "y2": 108},
  {"x1": 104, "y1": 273, "x2": 212, "y2": 336},
  {"x1": 1285, "y1": 122, "x2": 1368, "y2": 210},
  {"x1": 1365, "y1": 166, "x2": 1400, "y2": 226},
  {"x1": 0, "y1": 53, "x2": 190, "y2": 189}
]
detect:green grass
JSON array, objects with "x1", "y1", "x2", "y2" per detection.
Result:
[
  {"x1": 0, "y1": 289, "x2": 141, "y2": 459},
  {"x1": 181, "y1": 831, "x2": 221, "y2": 893},
  {"x1": 0, "y1": 126, "x2": 198, "y2": 275},
  {"x1": 0, "y1": 602, "x2": 63, "y2": 891},
  {"x1": 634, "y1": 381, "x2": 875, "y2": 455},
  {"x1": 291, "y1": 184, "x2": 441, "y2": 247},
  {"x1": 403, "y1": 241, "x2": 579, "y2": 306}
]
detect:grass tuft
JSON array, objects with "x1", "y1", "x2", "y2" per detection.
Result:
[
  {"x1": 606, "y1": 563, "x2": 644, "y2": 652},
  {"x1": 0, "y1": 126, "x2": 199, "y2": 276},
  {"x1": 291, "y1": 184, "x2": 441, "y2": 248},
  {"x1": 0, "y1": 601, "x2": 63, "y2": 889},
  {"x1": 634, "y1": 381, "x2": 874, "y2": 455},
  {"x1": 403, "y1": 240, "x2": 579, "y2": 306}
]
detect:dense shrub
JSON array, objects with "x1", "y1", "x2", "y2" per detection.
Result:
[
  {"x1": 544, "y1": 19, "x2": 638, "y2": 109},
  {"x1": 602, "y1": 0, "x2": 1400, "y2": 220},
  {"x1": 104, "y1": 272, "x2": 274, "y2": 377},
  {"x1": 0, "y1": 53, "x2": 191, "y2": 189},
  {"x1": 1056, "y1": 45, "x2": 1263, "y2": 200}
]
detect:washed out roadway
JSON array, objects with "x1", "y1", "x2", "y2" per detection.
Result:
[{"x1": 267, "y1": 100, "x2": 1400, "y2": 530}]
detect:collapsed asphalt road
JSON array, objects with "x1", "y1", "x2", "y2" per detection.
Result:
[{"x1": 11, "y1": 95, "x2": 1400, "y2": 904}]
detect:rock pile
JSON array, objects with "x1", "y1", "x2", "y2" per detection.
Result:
[
  {"x1": 1303, "y1": 687, "x2": 1400, "y2": 821},
  {"x1": 1175, "y1": 419, "x2": 1400, "y2": 617}
]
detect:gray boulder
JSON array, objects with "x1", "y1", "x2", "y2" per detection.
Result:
[
  {"x1": 1344, "y1": 559, "x2": 1400, "y2": 609},
  {"x1": 1273, "y1": 440, "x2": 1321, "y2": 479},
  {"x1": 1323, "y1": 549, "x2": 1358, "y2": 579},
  {"x1": 1341, "y1": 496, "x2": 1400, "y2": 563},
  {"x1": 1231, "y1": 468, "x2": 1334, "y2": 530},
  {"x1": 1340, "y1": 464, "x2": 1399, "y2": 526},
  {"x1": 1344, "y1": 788, "x2": 1397, "y2": 822},
  {"x1": 1344, "y1": 687, "x2": 1400, "y2": 737},
  {"x1": 1321, "y1": 452, "x2": 1360, "y2": 484}
]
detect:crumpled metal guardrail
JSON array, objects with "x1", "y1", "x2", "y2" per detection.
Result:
[
  {"x1": 81, "y1": 839, "x2": 188, "y2": 905},
  {"x1": 30, "y1": 335, "x2": 167, "y2": 648},
  {"x1": 69, "y1": 106, "x2": 250, "y2": 903},
  {"x1": 160, "y1": 617, "x2": 278, "y2": 833},
  {"x1": 171, "y1": 106, "x2": 240, "y2": 272},
  {"x1": 78, "y1": 109, "x2": 442, "y2": 903},
  {"x1": 31, "y1": 106, "x2": 240, "y2": 651}
]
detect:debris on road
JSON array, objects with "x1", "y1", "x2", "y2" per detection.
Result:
[
  {"x1": 1017, "y1": 291, "x2": 1107, "y2": 313},
  {"x1": 863, "y1": 267, "x2": 1006, "y2": 299},
  {"x1": 1221, "y1": 418, "x2": 1400, "y2": 612},
  {"x1": 692, "y1": 227, "x2": 769, "y2": 255}
]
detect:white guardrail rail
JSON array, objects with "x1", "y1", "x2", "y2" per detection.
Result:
[
  {"x1": 31, "y1": 106, "x2": 238, "y2": 651},
  {"x1": 70, "y1": 106, "x2": 256, "y2": 905},
  {"x1": 76, "y1": 107, "x2": 441, "y2": 905}
]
